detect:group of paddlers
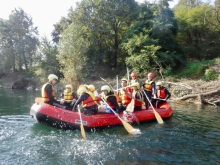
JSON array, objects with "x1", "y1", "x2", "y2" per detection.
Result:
[{"x1": 41, "y1": 72, "x2": 171, "y2": 115}]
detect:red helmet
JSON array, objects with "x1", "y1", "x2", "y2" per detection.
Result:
[
  {"x1": 147, "y1": 72, "x2": 154, "y2": 78},
  {"x1": 130, "y1": 72, "x2": 137, "y2": 77}
]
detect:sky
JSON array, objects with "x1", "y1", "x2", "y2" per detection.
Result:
[{"x1": 0, "y1": 0, "x2": 178, "y2": 41}]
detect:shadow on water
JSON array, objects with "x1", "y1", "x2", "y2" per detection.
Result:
[{"x1": 0, "y1": 88, "x2": 220, "y2": 165}]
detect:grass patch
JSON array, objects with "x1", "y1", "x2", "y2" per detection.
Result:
[{"x1": 169, "y1": 60, "x2": 215, "y2": 79}]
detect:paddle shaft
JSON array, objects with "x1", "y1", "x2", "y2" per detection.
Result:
[
  {"x1": 142, "y1": 90, "x2": 164, "y2": 124},
  {"x1": 78, "y1": 105, "x2": 86, "y2": 139}
]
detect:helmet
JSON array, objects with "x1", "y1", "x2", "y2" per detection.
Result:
[
  {"x1": 156, "y1": 81, "x2": 162, "y2": 86},
  {"x1": 77, "y1": 87, "x2": 87, "y2": 95},
  {"x1": 48, "y1": 74, "x2": 58, "y2": 82},
  {"x1": 65, "y1": 84, "x2": 73, "y2": 91},
  {"x1": 121, "y1": 78, "x2": 127, "y2": 82},
  {"x1": 101, "y1": 85, "x2": 110, "y2": 93},
  {"x1": 130, "y1": 72, "x2": 137, "y2": 77},
  {"x1": 147, "y1": 72, "x2": 154, "y2": 78},
  {"x1": 131, "y1": 82, "x2": 140, "y2": 89},
  {"x1": 88, "y1": 85, "x2": 95, "y2": 92}
]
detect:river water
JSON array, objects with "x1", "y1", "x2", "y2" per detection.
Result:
[{"x1": 0, "y1": 88, "x2": 219, "y2": 165}]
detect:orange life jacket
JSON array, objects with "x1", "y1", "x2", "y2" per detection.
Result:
[
  {"x1": 41, "y1": 83, "x2": 55, "y2": 102},
  {"x1": 144, "y1": 80, "x2": 153, "y2": 92},
  {"x1": 120, "y1": 87, "x2": 132, "y2": 105},
  {"x1": 82, "y1": 92, "x2": 97, "y2": 108},
  {"x1": 156, "y1": 88, "x2": 166, "y2": 99}
]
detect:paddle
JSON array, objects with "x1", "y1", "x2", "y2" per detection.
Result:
[
  {"x1": 157, "y1": 98, "x2": 186, "y2": 105},
  {"x1": 127, "y1": 67, "x2": 130, "y2": 85},
  {"x1": 100, "y1": 77, "x2": 115, "y2": 91},
  {"x1": 35, "y1": 97, "x2": 44, "y2": 103},
  {"x1": 142, "y1": 90, "x2": 164, "y2": 124},
  {"x1": 100, "y1": 97, "x2": 140, "y2": 135},
  {"x1": 126, "y1": 99, "x2": 134, "y2": 112},
  {"x1": 78, "y1": 105, "x2": 86, "y2": 139}
]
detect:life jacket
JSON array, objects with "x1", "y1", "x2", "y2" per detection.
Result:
[
  {"x1": 120, "y1": 87, "x2": 132, "y2": 105},
  {"x1": 82, "y1": 92, "x2": 97, "y2": 108},
  {"x1": 156, "y1": 87, "x2": 166, "y2": 99},
  {"x1": 41, "y1": 83, "x2": 55, "y2": 102},
  {"x1": 62, "y1": 91, "x2": 74, "y2": 103},
  {"x1": 103, "y1": 95, "x2": 116, "y2": 109},
  {"x1": 133, "y1": 90, "x2": 143, "y2": 107},
  {"x1": 144, "y1": 80, "x2": 153, "y2": 92}
]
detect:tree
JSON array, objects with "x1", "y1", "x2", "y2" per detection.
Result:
[
  {"x1": 0, "y1": 8, "x2": 39, "y2": 72},
  {"x1": 35, "y1": 37, "x2": 63, "y2": 83},
  {"x1": 123, "y1": 1, "x2": 184, "y2": 76}
]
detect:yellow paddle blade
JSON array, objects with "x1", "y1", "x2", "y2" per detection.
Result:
[
  {"x1": 35, "y1": 97, "x2": 44, "y2": 103},
  {"x1": 80, "y1": 124, "x2": 86, "y2": 139},
  {"x1": 120, "y1": 119, "x2": 140, "y2": 135},
  {"x1": 173, "y1": 100, "x2": 186, "y2": 105},
  {"x1": 126, "y1": 99, "x2": 134, "y2": 112},
  {"x1": 153, "y1": 110, "x2": 164, "y2": 124}
]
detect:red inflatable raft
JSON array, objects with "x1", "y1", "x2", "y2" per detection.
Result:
[{"x1": 30, "y1": 102, "x2": 173, "y2": 131}]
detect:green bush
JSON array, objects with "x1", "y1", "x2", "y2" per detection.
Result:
[{"x1": 204, "y1": 68, "x2": 218, "y2": 80}]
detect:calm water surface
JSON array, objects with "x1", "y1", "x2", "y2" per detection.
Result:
[{"x1": 0, "y1": 88, "x2": 219, "y2": 165}]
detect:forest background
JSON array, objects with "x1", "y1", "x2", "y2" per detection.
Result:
[{"x1": 0, "y1": 0, "x2": 220, "y2": 105}]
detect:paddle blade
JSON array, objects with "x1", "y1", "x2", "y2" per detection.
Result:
[
  {"x1": 126, "y1": 99, "x2": 134, "y2": 112},
  {"x1": 173, "y1": 100, "x2": 186, "y2": 105},
  {"x1": 153, "y1": 110, "x2": 164, "y2": 124},
  {"x1": 35, "y1": 97, "x2": 44, "y2": 103},
  {"x1": 120, "y1": 119, "x2": 141, "y2": 135},
  {"x1": 80, "y1": 124, "x2": 86, "y2": 139}
]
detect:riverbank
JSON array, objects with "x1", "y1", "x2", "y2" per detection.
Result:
[{"x1": 0, "y1": 72, "x2": 220, "y2": 106}]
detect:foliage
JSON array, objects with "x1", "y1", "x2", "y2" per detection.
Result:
[
  {"x1": 122, "y1": 1, "x2": 185, "y2": 77},
  {"x1": 34, "y1": 37, "x2": 63, "y2": 83},
  {"x1": 204, "y1": 68, "x2": 218, "y2": 81},
  {"x1": 174, "y1": 3, "x2": 220, "y2": 61},
  {"x1": 0, "y1": 8, "x2": 38, "y2": 73}
]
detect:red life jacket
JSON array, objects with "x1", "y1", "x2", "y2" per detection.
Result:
[
  {"x1": 157, "y1": 88, "x2": 166, "y2": 99},
  {"x1": 82, "y1": 92, "x2": 97, "y2": 108},
  {"x1": 41, "y1": 83, "x2": 55, "y2": 102},
  {"x1": 133, "y1": 91, "x2": 143, "y2": 107}
]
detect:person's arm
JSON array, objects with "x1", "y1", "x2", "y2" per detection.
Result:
[
  {"x1": 165, "y1": 88, "x2": 171, "y2": 100},
  {"x1": 72, "y1": 93, "x2": 89, "y2": 111}
]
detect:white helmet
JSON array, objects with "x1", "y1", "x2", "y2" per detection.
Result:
[
  {"x1": 77, "y1": 87, "x2": 87, "y2": 96},
  {"x1": 131, "y1": 82, "x2": 140, "y2": 89},
  {"x1": 101, "y1": 85, "x2": 110, "y2": 93},
  {"x1": 156, "y1": 81, "x2": 162, "y2": 86},
  {"x1": 65, "y1": 84, "x2": 73, "y2": 91},
  {"x1": 48, "y1": 74, "x2": 58, "y2": 82},
  {"x1": 88, "y1": 85, "x2": 95, "y2": 92}
]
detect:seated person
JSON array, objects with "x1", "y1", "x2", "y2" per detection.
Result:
[
  {"x1": 130, "y1": 82, "x2": 143, "y2": 111},
  {"x1": 72, "y1": 86, "x2": 98, "y2": 115},
  {"x1": 153, "y1": 81, "x2": 171, "y2": 108},
  {"x1": 98, "y1": 85, "x2": 120, "y2": 114},
  {"x1": 60, "y1": 84, "x2": 77, "y2": 110},
  {"x1": 115, "y1": 78, "x2": 132, "y2": 111}
]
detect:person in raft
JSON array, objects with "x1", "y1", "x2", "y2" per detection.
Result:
[
  {"x1": 130, "y1": 72, "x2": 139, "y2": 84},
  {"x1": 153, "y1": 81, "x2": 171, "y2": 108},
  {"x1": 60, "y1": 84, "x2": 78, "y2": 110},
  {"x1": 130, "y1": 82, "x2": 144, "y2": 111},
  {"x1": 116, "y1": 78, "x2": 132, "y2": 111},
  {"x1": 142, "y1": 72, "x2": 156, "y2": 110},
  {"x1": 72, "y1": 86, "x2": 98, "y2": 115},
  {"x1": 98, "y1": 85, "x2": 121, "y2": 114}
]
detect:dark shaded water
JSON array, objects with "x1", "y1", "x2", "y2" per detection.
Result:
[{"x1": 0, "y1": 88, "x2": 219, "y2": 165}]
